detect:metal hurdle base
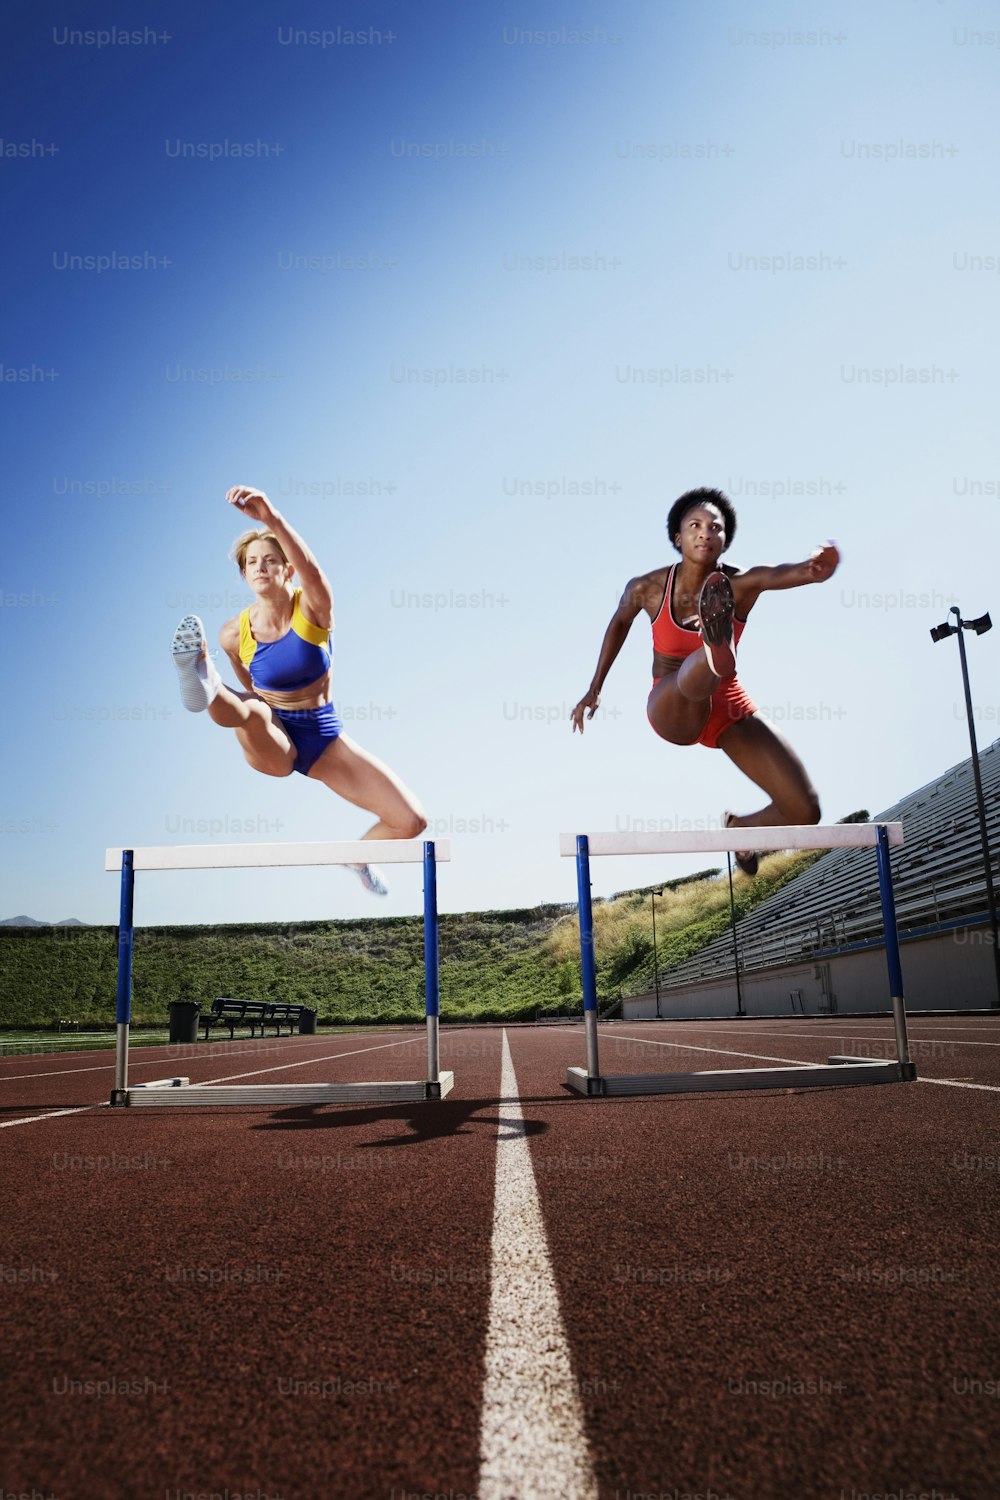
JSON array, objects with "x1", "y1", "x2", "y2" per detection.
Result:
[
  {"x1": 565, "y1": 1057, "x2": 917, "y2": 1098},
  {"x1": 111, "y1": 1072, "x2": 455, "y2": 1107}
]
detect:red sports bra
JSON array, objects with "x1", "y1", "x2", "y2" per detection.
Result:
[{"x1": 651, "y1": 564, "x2": 748, "y2": 660}]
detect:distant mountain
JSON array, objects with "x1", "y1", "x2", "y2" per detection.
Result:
[{"x1": 0, "y1": 916, "x2": 86, "y2": 927}]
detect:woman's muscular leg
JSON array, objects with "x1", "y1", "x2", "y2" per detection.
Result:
[
  {"x1": 718, "y1": 715, "x2": 821, "y2": 827},
  {"x1": 307, "y1": 734, "x2": 427, "y2": 840},
  {"x1": 207, "y1": 686, "x2": 296, "y2": 777},
  {"x1": 647, "y1": 652, "x2": 723, "y2": 745}
]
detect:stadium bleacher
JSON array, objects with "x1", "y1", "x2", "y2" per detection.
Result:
[{"x1": 660, "y1": 737, "x2": 1000, "y2": 993}]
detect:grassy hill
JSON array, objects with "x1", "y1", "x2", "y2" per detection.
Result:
[{"x1": 0, "y1": 852, "x2": 819, "y2": 1028}]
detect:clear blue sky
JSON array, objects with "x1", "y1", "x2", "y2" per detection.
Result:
[{"x1": 2, "y1": 0, "x2": 998, "y2": 925}]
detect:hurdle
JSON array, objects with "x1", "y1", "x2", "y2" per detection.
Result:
[
  {"x1": 559, "y1": 823, "x2": 917, "y2": 1097},
  {"x1": 106, "y1": 839, "x2": 453, "y2": 1107}
]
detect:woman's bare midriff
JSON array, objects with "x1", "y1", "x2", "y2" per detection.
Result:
[
  {"x1": 652, "y1": 651, "x2": 686, "y2": 680},
  {"x1": 254, "y1": 672, "x2": 332, "y2": 714}
]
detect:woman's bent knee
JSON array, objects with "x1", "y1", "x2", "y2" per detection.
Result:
[
  {"x1": 659, "y1": 731, "x2": 701, "y2": 747},
  {"x1": 399, "y1": 810, "x2": 428, "y2": 839},
  {"x1": 647, "y1": 679, "x2": 710, "y2": 747},
  {"x1": 785, "y1": 790, "x2": 821, "y2": 824},
  {"x1": 244, "y1": 753, "x2": 294, "y2": 778},
  {"x1": 648, "y1": 719, "x2": 701, "y2": 746}
]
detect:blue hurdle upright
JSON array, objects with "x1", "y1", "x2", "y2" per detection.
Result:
[
  {"x1": 106, "y1": 838, "x2": 453, "y2": 1107},
  {"x1": 560, "y1": 822, "x2": 916, "y2": 1097}
]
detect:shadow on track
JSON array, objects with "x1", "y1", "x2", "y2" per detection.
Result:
[{"x1": 250, "y1": 1095, "x2": 551, "y2": 1146}]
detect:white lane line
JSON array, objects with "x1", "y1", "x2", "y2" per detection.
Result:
[
  {"x1": 0, "y1": 1035, "x2": 421, "y2": 1084},
  {"x1": 645, "y1": 1021, "x2": 1000, "y2": 1033},
  {"x1": 809, "y1": 1020, "x2": 1000, "y2": 1029},
  {"x1": 913, "y1": 1077, "x2": 1000, "y2": 1093},
  {"x1": 478, "y1": 1030, "x2": 598, "y2": 1500},
  {"x1": 0, "y1": 1064, "x2": 130, "y2": 1082},
  {"x1": 187, "y1": 1035, "x2": 423, "y2": 1086},
  {"x1": 0, "y1": 1105, "x2": 107, "y2": 1131},
  {"x1": 650, "y1": 1027, "x2": 1000, "y2": 1050},
  {"x1": 901, "y1": 1025, "x2": 1000, "y2": 1032},
  {"x1": 0, "y1": 1042, "x2": 326, "y2": 1083},
  {"x1": 611, "y1": 1035, "x2": 824, "y2": 1068},
  {"x1": 613, "y1": 1034, "x2": 999, "y2": 1094},
  {"x1": 0, "y1": 1038, "x2": 425, "y2": 1127},
  {"x1": 0, "y1": 1036, "x2": 309, "y2": 1062}
]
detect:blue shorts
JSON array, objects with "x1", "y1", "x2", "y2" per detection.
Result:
[{"x1": 272, "y1": 702, "x2": 343, "y2": 776}]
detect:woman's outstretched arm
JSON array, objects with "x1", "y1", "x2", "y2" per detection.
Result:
[
  {"x1": 733, "y1": 542, "x2": 840, "y2": 614},
  {"x1": 227, "y1": 485, "x2": 334, "y2": 627},
  {"x1": 570, "y1": 578, "x2": 645, "y2": 734}
]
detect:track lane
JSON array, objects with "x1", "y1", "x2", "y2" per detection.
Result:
[
  {"x1": 0, "y1": 1031, "x2": 429, "y2": 1113},
  {"x1": 601, "y1": 1017, "x2": 1000, "y2": 1090},
  {"x1": 506, "y1": 1024, "x2": 1000, "y2": 1500},
  {"x1": 3, "y1": 1021, "x2": 998, "y2": 1499},
  {"x1": 0, "y1": 1029, "x2": 508, "y2": 1500}
]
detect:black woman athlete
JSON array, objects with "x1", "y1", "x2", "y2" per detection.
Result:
[{"x1": 570, "y1": 487, "x2": 840, "y2": 874}]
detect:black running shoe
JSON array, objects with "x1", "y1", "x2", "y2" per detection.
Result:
[{"x1": 724, "y1": 811, "x2": 759, "y2": 877}]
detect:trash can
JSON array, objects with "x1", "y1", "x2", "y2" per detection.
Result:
[
  {"x1": 168, "y1": 1000, "x2": 202, "y2": 1044},
  {"x1": 298, "y1": 1008, "x2": 318, "y2": 1036}
]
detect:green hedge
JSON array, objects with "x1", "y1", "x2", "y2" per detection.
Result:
[{"x1": 0, "y1": 858, "x2": 819, "y2": 1027}]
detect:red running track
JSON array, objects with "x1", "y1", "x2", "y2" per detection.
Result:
[{"x1": 1, "y1": 1016, "x2": 998, "y2": 1500}]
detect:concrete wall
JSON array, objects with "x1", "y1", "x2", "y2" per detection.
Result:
[{"x1": 622, "y1": 925, "x2": 998, "y2": 1019}]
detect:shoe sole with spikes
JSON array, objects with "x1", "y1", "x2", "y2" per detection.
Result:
[
  {"x1": 698, "y1": 573, "x2": 737, "y2": 679},
  {"x1": 172, "y1": 615, "x2": 212, "y2": 713}
]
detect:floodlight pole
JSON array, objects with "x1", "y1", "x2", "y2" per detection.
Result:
[
  {"x1": 931, "y1": 606, "x2": 1000, "y2": 1008},
  {"x1": 650, "y1": 889, "x2": 662, "y2": 1016},
  {"x1": 727, "y1": 854, "x2": 745, "y2": 1016}
]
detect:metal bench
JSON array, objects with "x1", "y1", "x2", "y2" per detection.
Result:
[{"x1": 199, "y1": 997, "x2": 312, "y2": 1041}]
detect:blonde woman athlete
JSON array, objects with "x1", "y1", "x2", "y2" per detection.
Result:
[
  {"x1": 170, "y1": 486, "x2": 427, "y2": 895},
  {"x1": 571, "y1": 487, "x2": 840, "y2": 875}
]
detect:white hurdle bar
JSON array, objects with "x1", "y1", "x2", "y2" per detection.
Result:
[
  {"x1": 560, "y1": 822, "x2": 916, "y2": 1098},
  {"x1": 106, "y1": 839, "x2": 453, "y2": 1107}
]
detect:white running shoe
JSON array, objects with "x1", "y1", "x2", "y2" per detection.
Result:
[
  {"x1": 351, "y1": 863, "x2": 390, "y2": 897},
  {"x1": 171, "y1": 615, "x2": 222, "y2": 712}
]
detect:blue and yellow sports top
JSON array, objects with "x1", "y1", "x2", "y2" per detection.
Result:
[{"x1": 238, "y1": 588, "x2": 331, "y2": 693}]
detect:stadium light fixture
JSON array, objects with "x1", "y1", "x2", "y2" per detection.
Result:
[
  {"x1": 726, "y1": 856, "x2": 745, "y2": 1017},
  {"x1": 650, "y1": 889, "x2": 663, "y2": 1016},
  {"x1": 931, "y1": 604, "x2": 1000, "y2": 1007}
]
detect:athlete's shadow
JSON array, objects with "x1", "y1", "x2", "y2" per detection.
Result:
[{"x1": 252, "y1": 1095, "x2": 549, "y2": 1147}]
